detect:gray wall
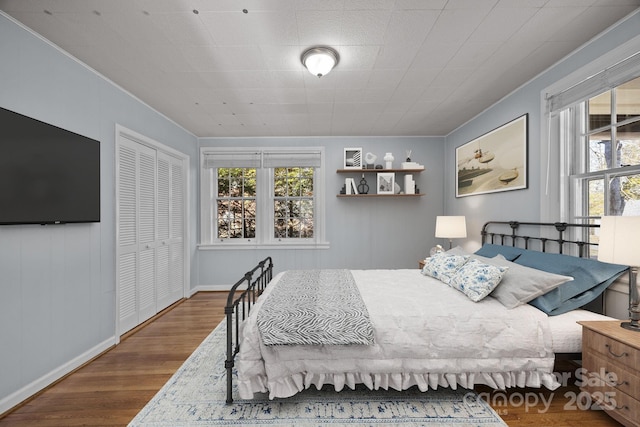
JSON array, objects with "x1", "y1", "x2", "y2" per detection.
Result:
[
  {"x1": 0, "y1": 14, "x2": 197, "y2": 411},
  {"x1": 197, "y1": 137, "x2": 445, "y2": 286},
  {"x1": 444, "y1": 11, "x2": 640, "y2": 252},
  {"x1": 1, "y1": 4, "x2": 639, "y2": 415}
]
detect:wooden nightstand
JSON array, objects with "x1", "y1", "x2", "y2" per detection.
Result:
[{"x1": 578, "y1": 321, "x2": 640, "y2": 427}]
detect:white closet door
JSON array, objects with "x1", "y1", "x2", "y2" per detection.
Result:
[
  {"x1": 117, "y1": 137, "x2": 157, "y2": 332},
  {"x1": 168, "y1": 157, "x2": 185, "y2": 303},
  {"x1": 117, "y1": 141, "x2": 138, "y2": 334},
  {"x1": 137, "y1": 144, "x2": 157, "y2": 323},
  {"x1": 156, "y1": 154, "x2": 171, "y2": 311},
  {"x1": 116, "y1": 128, "x2": 187, "y2": 336},
  {"x1": 156, "y1": 152, "x2": 184, "y2": 309}
]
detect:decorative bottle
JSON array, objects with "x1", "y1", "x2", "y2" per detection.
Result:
[{"x1": 383, "y1": 152, "x2": 394, "y2": 169}]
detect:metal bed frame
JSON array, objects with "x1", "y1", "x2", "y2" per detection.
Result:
[
  {"x1": 223, "y1": 221, "x2": 604, "y2": 403},
  {"x1": 224, "y1": 256, "x2": 273, "y2": 404},
  {"x1": 481, "y1": 220, "x2": 598, "y2": 257},
  {"x1": 481, "y1": 220, "x2": 608, "y2": 360}
]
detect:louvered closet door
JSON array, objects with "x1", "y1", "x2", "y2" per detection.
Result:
[
  {"x1": 137, "y1": 143, "x2": 157, "y2": 324},
  {"x1": 156, "y1": 153, "x2": 171, "y2": 311},
  {"x1": 117, "y1": 137, "x2": 157, "y2": 333},
  {"x1": 156, "y1": 152, "x2": 185, "y2": 311},
  {"x1": 168, "y1": 156, "x2": 185, "y2": 303},
  {"x1": 117, "y1": 141, "x2": 138, "y2": 334},
  {"x1": 117, "y1": 131, "x2": 186, "y2": 336}
]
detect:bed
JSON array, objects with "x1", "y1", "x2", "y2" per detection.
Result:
[{"x1": 224, "y1": 221, "x2": 629, "y2": 403}]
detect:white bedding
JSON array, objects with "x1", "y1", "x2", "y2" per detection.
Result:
[
  {"x1": 548, "y1": 309, "x2": 615, "y2": 353},
  {"x1": 237, "y1": 269, "x2": 562, "y2": 400}
]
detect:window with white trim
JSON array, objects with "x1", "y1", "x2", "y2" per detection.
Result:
[
  {"x1": 548, "y1": 51, "x2": 640, "y2": 248},
  {"x1": 217, "y1": 166, "x2": 257, "y2": 239},
  {"x1": 200, "y1": 147, "x2": 326, "y2": 248}
]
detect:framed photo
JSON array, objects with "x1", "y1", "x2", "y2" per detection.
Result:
[
  {"x1": 377, "y1": 172, "x2": 395, "y2": 195},
  {"x1": 344, "y1": 147, "x2": 362, "y2": 169},
  {"x1": 456, "y1": 114, "x2": 528, "y2": 198}
]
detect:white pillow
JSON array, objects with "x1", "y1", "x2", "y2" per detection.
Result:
[
  {"x1": 421, "y1": 253, "x2": 469, "y2": 284},
  {"x1": 488, "y1": 255, "x2": 573, "y2": 309},
  {"x1": 449, "y1": 258, "x2": 508, "y2": 302},
  {"x1": 446, "y1": 248, "x2": 574, "y2": 308}
]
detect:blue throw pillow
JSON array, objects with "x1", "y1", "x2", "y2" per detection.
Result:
[
  {"x1": 474, "y1": 244, "x2": 526, "y2": 261},
  {"x1": 513, "y1": 251, "x2": 628, "y2": 315},
  {"x1": 448, "y1": 258, "x2": 509, "y2": 302},
  {"x1": 421, "y1": 253, "x2": 469, "y2": 284}
]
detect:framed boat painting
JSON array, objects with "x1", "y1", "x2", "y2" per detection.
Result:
[{"x1": 455, "y1": 114, "x2": 528, "y2": 198}]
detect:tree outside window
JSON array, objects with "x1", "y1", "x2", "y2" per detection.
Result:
[
  {"x1": 273, "y1": 167, "x2": 314, "y2": 239},
  {"x1": 583, "y1": 76, "x2": 640, "y2": 218},
  {"x1": 216, "y1": 168, "x2": 256, "y2": 239}
]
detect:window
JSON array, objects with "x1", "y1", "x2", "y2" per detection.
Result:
[
  {"x1": 200, "y1": 147, "x2": 327, "y2": 248},
  {"x1": 273, "y1": 167, "x2": 314, "y2": 239},
  {"x1": 565, "y1": 75, "x2": 640, "y2": 223},
  {"x1": 546, "y1": 49, "x2": 640, "y2": 251},
  {"x1": 216, "y1": 167, "x2": 256, "y2": 239}
]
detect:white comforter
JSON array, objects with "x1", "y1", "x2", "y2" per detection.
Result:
[{"x1": 237, "y1": 269, "x2": 560, "y2": 399}]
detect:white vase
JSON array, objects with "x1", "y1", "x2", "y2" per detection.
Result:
[{"x1": 383, "y1": 152, "x2": 394, "y2": 169}]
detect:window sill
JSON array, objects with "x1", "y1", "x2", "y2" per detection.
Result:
[{"x1": 198, "y1": 241, "x2": 330, "y2": 251}]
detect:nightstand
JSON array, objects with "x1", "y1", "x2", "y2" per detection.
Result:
[
  {"x1": 419, "y1": 260, "x2": 425, "y2": 269},
  {"x1": 578, "y1": 321, "x2": 640, "y2": 427}
]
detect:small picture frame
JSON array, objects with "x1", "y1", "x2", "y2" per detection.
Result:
[
  {"x1": 377, "y1": 172, "x2": 395, "y2": 195},
  {"x1": 344, "y1": 147, "x2": 363, "y2": 169}
]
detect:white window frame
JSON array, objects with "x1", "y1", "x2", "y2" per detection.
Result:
[
  {"x1": 199, "y1": 146, "x2": 328, "y2": 250},
  {"x1": 566, "y1": 96, "x2": 640, "y2": 222},
  {"x1": 539, "y1": 33, "x2": 640, "y2": 224}
]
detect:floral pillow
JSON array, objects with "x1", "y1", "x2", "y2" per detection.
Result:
[
  {"x1": 449, "y1": 258, "x2": 508, "y2": 302},
  {"x1": 421, "y1": 253, "x2": 469, "y2": 284}
]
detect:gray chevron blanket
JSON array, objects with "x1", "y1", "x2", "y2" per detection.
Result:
[{"x1": 256, "y1": 269, "x2": 375, "y2": 346}]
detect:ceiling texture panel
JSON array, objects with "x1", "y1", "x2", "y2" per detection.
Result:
[{"x1": 0, "y1": 0, "x2": 638, "y2": 137}]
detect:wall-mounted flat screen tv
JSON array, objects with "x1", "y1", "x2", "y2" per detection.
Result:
[{"x1": 0, "y1": 107, "x2": 100, "y2": 225}]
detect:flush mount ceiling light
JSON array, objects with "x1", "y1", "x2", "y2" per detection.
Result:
[{"x1": 301, "y1": 47, "x2": 339, "y2": 78}]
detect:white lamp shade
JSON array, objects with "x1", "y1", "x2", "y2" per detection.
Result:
[
  {"x1": 435, "y1": 216, "x2": 467, "y2": 239},
  {"x1": 302, "y1": 47, "x2": 338, "y2": 77},
  {"x1": 598, "y1": 216, "x2": 640, "y2": 266}
]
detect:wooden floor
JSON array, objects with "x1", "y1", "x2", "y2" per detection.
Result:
[{"x1": 0, "y1": 292, "x2": 621, "y2": 427}]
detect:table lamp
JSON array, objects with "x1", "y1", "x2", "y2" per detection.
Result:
[
  {"x1": 598, "y1": 216, "x2": 640, "y2": 332},
  {"x1": 435, "y1": 216, "x2": 467, "y2": 250}
]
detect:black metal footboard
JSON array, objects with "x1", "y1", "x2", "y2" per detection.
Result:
[{"x1": 225, "y1": 257, "x2": 273, "y2": 404}]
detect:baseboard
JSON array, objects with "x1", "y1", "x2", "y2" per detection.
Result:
[
  {"x1": 190, "y1": 284, "x2": 232, "y2": 296},
  {"x1": 0, "y1": 336, "x2": 116, "y2": 416}
]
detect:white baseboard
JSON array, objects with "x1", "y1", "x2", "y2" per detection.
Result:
[{"x1": 0, "y1": 336, "x2": 116, "y2": 415}]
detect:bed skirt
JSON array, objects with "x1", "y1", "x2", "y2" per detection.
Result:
[{"x1": 239, "y1": 368, "x2": 560, "y2": 399}]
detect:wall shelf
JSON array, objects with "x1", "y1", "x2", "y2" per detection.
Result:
[
  {"x1": 337, "y1": 193, "x2": 424, "y2": 198},
  {"x1": 337, "y1": 168, "x2": 424, "y2": 173},
  {"x1": 337, "y1": 168, "x2": 424, "y2": 197}
]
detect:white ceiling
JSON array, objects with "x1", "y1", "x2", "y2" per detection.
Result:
[{"x1": 1, "y1": 0, "x2": 639, "y2": 138}]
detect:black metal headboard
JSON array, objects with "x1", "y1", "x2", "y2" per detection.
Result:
[
  {"x1": 481, "y1": 221, "x2": 606, "y2": 318},
  {"x1": 481, "y1": 221, "x2": 599, "y2": 258}
]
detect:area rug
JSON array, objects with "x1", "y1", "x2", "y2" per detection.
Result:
[{"x1": 129, "y1": 320, "x2": 507, "y2": 427}]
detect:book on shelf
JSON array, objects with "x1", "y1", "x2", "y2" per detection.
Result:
[
  {"x1": 404, "y1": 174, "x2": 415, "y2": 194},
  {"x1": 345, "y1": 178, "x2": 358, "y2": 194}
]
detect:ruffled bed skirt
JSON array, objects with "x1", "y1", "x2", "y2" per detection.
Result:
[{"x1": 238, "y1": 370, "x2": 561, "y2": 400}]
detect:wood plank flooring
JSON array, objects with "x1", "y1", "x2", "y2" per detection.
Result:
[{"x1": 0, "y1": 292, "x2": 622, "y2": 426}]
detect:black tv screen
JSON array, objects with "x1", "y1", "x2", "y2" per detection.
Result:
[{"x1": 0, "y1": 107, "x2": 100, "y2": 225}]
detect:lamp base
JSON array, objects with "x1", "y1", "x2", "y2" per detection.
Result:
[
  {"x1": 429, "y1": 245, "x2": 444, "y2": 257},
  {"x1": 621, "y1": 321, "x2": 640, "y2": 332}
]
